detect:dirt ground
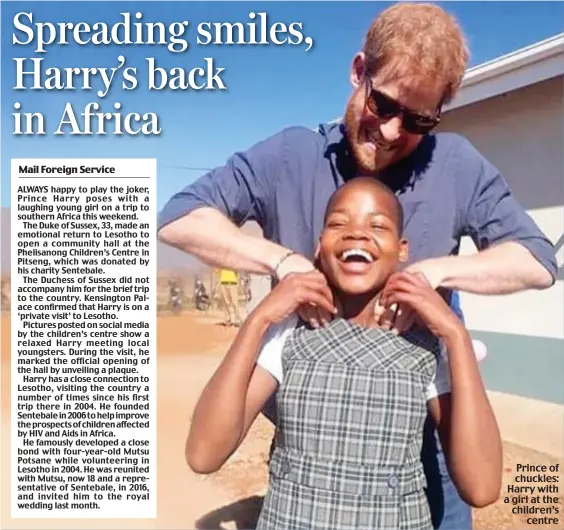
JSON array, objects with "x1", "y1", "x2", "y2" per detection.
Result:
[{"x1": 2, "y1": 310, "x2": 563, "y2": 529}]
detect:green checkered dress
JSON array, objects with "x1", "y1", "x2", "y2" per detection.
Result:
[{"x1": 256, "y1": 318, "x2": 441, "y2": 530}]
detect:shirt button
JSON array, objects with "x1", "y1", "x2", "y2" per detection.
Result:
[{"x1": 388, "y1": 474, "x2": 398, "y2": 489}]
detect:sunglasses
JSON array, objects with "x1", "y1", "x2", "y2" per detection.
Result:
[{"x1": 365, "y1": 81, "x2": 442, "y2": 135}]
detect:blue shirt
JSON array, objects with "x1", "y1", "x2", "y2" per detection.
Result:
[
  {"x1": 450, "y1": 291, "x2": 464, "y2": 323},
  {"x1": 159, "y1": 123, "x2": 557, "y2": 307}
]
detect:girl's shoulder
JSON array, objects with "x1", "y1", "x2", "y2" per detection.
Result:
[{"x1": 256, "y1": 315, "x2": 300, "y2": 383}]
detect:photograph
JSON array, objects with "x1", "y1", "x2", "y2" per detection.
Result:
[{"x1": 1, "y1": 1, "x2": 563, "y2": 529}]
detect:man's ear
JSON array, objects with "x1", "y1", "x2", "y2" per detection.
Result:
[
  {"x1": 398, "y1": 239, "x2": 409, "y2": 264},
  {"x1": 351, "y1": 52, "x2": 365, "y2": 89}
]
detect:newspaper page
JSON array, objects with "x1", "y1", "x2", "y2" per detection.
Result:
[{"x1": 1, "y1": 2, "x2": 563, "y2": 530}]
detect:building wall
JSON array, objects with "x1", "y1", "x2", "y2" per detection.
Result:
[{"x1": 437, "y1": 75, "x2": 564, "y2": 404}]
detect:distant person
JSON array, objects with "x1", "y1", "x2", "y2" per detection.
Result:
[
  {"x1": 186, "y1": 179, "x2": 502, "y2": 529},
  {"x1": 217, "y1": 268, "x2": 243, "y2": 326},
  {"x1": 168, "y1": 280, "x2": 182, "y2": 315},
  {"x1": 194, "y1": 279, "x2": 211, "y2": 311},
  {"x1": 241, "y1": 272, "x2": 252, "y2": 304}
]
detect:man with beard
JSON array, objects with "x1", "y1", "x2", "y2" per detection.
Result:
[{"x1": 157, "y1": 3, "x2": 557, "y2": 529}]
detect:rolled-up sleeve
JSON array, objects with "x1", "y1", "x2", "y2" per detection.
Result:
[
  {"x1": 158, "y1": 129, "x2": 288, "y2": 231},
  {"x1": 459, "y1": 139, "x2": 557, "y2": 281},
  {"x1": 449, "y1": 290, "x2": 464, "y2": 322}
]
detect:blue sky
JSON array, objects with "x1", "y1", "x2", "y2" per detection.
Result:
[{"x1": 2, "y1": 1, "x2": 563, "y2": 209}]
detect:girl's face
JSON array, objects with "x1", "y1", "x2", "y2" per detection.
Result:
[{"x1": 317, "y1": 183, "x2": 408, "y2": 296}]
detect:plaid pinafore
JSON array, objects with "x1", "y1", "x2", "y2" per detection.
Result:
[{"x1": 256, "y1": 318, "x2": 441, "y2": 530}]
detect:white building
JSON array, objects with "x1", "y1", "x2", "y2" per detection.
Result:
[{"x1": 437, "y1": 34, "x2": 564, "y2": 405}]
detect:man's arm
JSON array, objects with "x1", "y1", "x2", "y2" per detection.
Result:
[
  {"x1": 408, "y1": 138, "x2": 556, "y2": 294},
  {"x1": 157, "y1": 127, "x2": 316, "y2": 276},
  {"x1": 161, "y1": 207, "x2": 293, "y2": 275},
  {"x1": 419, "y1": 242, "x2": 552, "y2": 294}
]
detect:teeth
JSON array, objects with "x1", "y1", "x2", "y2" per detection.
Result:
[
  {"x1": 341, "y1": 249, "x2": 373, "y2": 262},
  {"x1": 374, "y1": 139, "x2": 393, "y2": 151},
  {"x1": 367, "y1": 134, "x2": 393, "y2": 151}
]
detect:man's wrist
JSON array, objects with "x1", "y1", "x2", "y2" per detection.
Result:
[
  {"x1": 434, "y1": 255, "x2": 462, "y2": 290},
  {"x1": 430, "y1": 257, "x2": 451, "y2": 289},
  {"x1": 270, "y1": 250, "x2": 315, "y2": 280},
  {"x1": 265, "y1": 247, "x2": 295, "y2": 277},
  {"x1": 272, "y1": 250, "x2": 297, "y2": 279},
  {"x1": 405, "y1": 257, "x2": 450, "y2": 290}
]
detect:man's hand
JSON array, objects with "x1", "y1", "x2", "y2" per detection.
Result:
[{"x1": 275, "y1": 253, "x2": 336, "y2": 328}]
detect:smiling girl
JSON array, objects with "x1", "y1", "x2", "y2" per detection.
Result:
[{"x1": 186, "y1": 177, "x2": 502, "y2": 530}]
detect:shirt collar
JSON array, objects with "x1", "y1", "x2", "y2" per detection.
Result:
[{"x1": 319, "y1": 121, "x2": 436, "y2": 194}]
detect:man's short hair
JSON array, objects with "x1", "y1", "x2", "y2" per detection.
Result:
[{"x1": 363, "y1": 3, "x2": 469, "y2": 104}]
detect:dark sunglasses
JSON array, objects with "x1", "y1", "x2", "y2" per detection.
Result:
[{"x1": 365, "y1": 81, "x2": 442, "y2": 135}]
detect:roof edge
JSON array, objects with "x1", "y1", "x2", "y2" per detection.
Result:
[
  {"x1": 463, "y1": 33, "x2": 564, "y2": 86},
  {"x1": 444, "y1": 33, "x2": 564, "y2": 112}
]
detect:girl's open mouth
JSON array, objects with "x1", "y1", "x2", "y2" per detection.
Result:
[{"x1": 337, "y1": 248, "x2": 376, "y2": 273}]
